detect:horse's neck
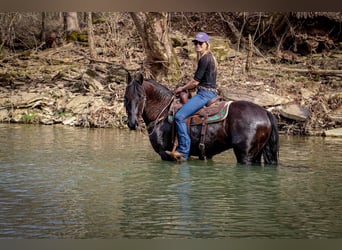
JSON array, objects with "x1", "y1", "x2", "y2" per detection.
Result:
[
  {"x1": 144, "y1": 96, "x2": 172, "y2": 123},
  {"x1": 143, "y1": 85, "x2": 172, "y2": 124}
]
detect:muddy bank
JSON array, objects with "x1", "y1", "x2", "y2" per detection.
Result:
[{"x1": 0, "y1": 39, "x2": 341, "y2": 136}]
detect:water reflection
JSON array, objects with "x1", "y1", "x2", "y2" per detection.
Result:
[{"x1": 0, "y1": 124, "x2": 341, "y2": 238}]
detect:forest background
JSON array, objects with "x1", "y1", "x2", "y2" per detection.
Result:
[{"x1": 0, "y1": 12, "x2": 341, "y2": 136}]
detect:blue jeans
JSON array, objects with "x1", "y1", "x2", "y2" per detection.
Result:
[{"x1": 174, "y1": 89, "x2": 217, "y2": 158}]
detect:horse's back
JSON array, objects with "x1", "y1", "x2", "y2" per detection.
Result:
[{"x1": 228, "y1": 100, "x2": 271, "y2": 124}]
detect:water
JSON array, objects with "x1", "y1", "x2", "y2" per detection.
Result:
[{"x1": 0, "y1": 124, "x2": 341, "y2": 238}]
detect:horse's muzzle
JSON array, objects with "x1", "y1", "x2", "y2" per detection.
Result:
[{"x1": 127, "y1": 119, "x2": 139, "y2": 130}]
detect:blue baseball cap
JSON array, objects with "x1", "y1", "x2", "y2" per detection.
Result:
[{"x1": 192, "y1": 32, "x2": 209, "y2": 43}]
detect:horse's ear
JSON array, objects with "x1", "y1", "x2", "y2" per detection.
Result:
[
  {"x1": 134, "y1": 73, "x2": 144, "y2": 85},
  {"x1": 126, "y1": 72, "x2": 132, "y2": 85}
]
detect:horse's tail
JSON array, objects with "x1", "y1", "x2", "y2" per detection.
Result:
[{"x1": 262, "y1": 111, "x2": 279, "y2": 165}]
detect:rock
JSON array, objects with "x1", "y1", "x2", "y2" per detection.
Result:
[
  {"x1": 221, "y1": 87, "x2": 291, "y2": 107},
  {"x1": 170, "y1": 31, "x2": 187, "y2": 47},
  {"x1": 65, "y1": 95, "x2": 94, "y2": 114},
  {"x1": 11, "y1": 109, "x2": 26, "y2": 122},
  {"x1": 301, "y1": 88, "x2": 315, "y2": 99},
  {"x1": 170, "y1": 36, "x2": 185, "y2": 47},
  {"x1": 2, "y1": 93, "x2": 50, "y2": 108},
  {"x1": 40, "y1": 117, "x2": 54, "y2": 125},
  {"x1": 62, "y1": 116, "x2": 76, "y2": 126},
  {"x1": 189, "y1": 36, "x2": 234, "y2": 62},
  {"x1": 82, "y1": 73, "x2": 104, "y2": 92},
  {"x1": 0, "y1": 109, "x2": 9, "y2": 121},
  {"x1": 279, "y1": 104, "x2": 310, "y2": 121},
  {"x1": 328, "y1": 114, "x2": 342, "y2": 123},
  {"x1": 327, "y1": 96, "x2": 342, "y2": 122},
  {"x1": 324, "y1": 127, "x2": 342, "y2": 137}
]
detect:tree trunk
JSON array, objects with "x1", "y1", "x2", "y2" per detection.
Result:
[
  {"x1": 87, "y1": 12, "x2": 96, "y2": 59},
  {"x1": 245, "y1": 34, "x2": 253, "y2": 74},
  {"x1": 219, "y1": 13, "x2": 247, "y2": 49},
  {"x1": 130, "y1": 12, "x2": 180, "y2": 82},
  {"x1": 64, "y1": 12, "x2": 80, "y2": 34},
  {"x1": 40, "y1": 12, "x2": 46, "y2": 43}
]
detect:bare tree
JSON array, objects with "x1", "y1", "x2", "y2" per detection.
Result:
[
  {"x1": 130, "y1": 12, "x2": 180, "y2": 81},
  {"x1": 40, "y1": 12, "x2": 46, "y2": 42},
  {"x1": 87, "y1": 12, "x2": 96, "y2": 59},
  {"x1": 64, "y1": 12, "x2": 80, "y2": 34}
]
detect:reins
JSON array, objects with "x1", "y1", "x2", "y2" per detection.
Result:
[
  {"x1": 146, "y1": 95, "x2": 175, "y2": 136},
  {"x1": 136, "y1": 96, "x2": 146, "y2": 132}
]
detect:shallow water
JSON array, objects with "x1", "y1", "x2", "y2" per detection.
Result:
[{"x1": 0, "y1": 124, "x2": 341, "y2": 238}]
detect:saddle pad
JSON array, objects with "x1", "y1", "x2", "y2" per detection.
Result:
[{"x1": 168, "y1": 101, "x2": 233, "y2": 125}]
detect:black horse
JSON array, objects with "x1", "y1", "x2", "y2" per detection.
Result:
[{"x1": 124, "y1": 73, "x2": 279, "y2": 165}]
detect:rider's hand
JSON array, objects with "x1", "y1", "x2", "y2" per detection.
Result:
[{"x1": 175, "y1": 86, "x2": 184, "y2": 96}]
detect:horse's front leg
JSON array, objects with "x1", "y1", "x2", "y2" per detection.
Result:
[
  {"x1": 159, "y1": 151, "x2": 174, "y2": 161},
  {"x1": 149, "y1": 128, "x2": 175, "y2": 161}
]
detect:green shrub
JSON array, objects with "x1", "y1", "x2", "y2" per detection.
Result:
[{"x1": 21, "y1": 112, "x2": 39, "y2": 124}]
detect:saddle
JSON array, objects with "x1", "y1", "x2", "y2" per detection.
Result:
[{"x1": 168, "y1": 91, "x2": 233, "y2": 159}]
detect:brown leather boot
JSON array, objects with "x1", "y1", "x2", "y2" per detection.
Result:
[{"x1": 165, "y1": 150, "x2": 187, "y2": 162}]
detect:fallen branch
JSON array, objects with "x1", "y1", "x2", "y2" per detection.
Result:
[
  {"x1": 254, "y1": 66, "x2": 342, "y2": 76},
  {"x1": 72, "y1": 49, "x2": 113, "y2": 65}
]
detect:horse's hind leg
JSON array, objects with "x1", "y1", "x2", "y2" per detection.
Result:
[
  {"x1": 251, "y1": 152, "x2": 262, "y2": 165},
  {"x1": 233, "y1": 147, "x2": 251, "y2": 165},
  {"x1": 233, "y1": 147, "x2": 262, "y2": 165}
]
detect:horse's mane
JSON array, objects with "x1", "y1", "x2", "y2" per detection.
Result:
[{"x1": 142, "y1": 79, "x2": 173, "y2": 99}]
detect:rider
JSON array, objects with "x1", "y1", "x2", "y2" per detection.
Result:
[{"x1": 166, "y1": 32, "x2": 218, "y2": 161}]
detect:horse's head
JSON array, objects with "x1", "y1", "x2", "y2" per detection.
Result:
[{"x1": 124, "y1": 73, "x2": 146, "y2": 130}]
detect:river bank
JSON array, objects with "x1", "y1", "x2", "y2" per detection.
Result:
[{"x1": 0, "y1": 38, "x2": 341, "y2": 137}]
